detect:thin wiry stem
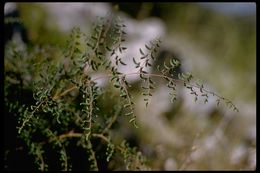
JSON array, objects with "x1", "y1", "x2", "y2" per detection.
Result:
[
  {"x1": 86, "y1": 83, "x2": 94, "y2": 136},
  {"x1": 55, "y1": 131, "x2": 125, "y2": 152},
  {"x1": 18, "y1": 99, "x2": 46, "y2": 134},
  {"x1": 87, "y1": 140, "x2": 99, "y2": 171},
  {"x1": 58, "y1": 130, "x2": 82, "y2": 140},
  {"x1": 61, "y1": 146, "x2": 68, "y2": 171},
  {"x1": 51, "y1": 71, "x2": 238, "y2": 112},
  {"x1": 53, "y1": 86, "x2": 77, "y2": 100},
  {"x1": 93, "y1": 72, "x2": 236, "y2": 106},
  {"x1": 102, "y1": 105, "x2": 122, "y2": 134},
  {"x1": 37, "y1": 148, "x2": 45, "y2": 171}
]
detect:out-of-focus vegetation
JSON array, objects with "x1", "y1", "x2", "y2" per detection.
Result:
[
  {"x1": 157, "y1": 3, "x2": 256, "y2": 102},
  {"x1": 17, "y1": 3, "x2": 68, "y2": 46},
  {"x1": 4, "y1": 3, "x2": 255, "y2": 170}
]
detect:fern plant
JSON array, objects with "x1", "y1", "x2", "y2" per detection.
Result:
[{"x1": 4, "y1": 15, "x2": 238, "y2": 171}]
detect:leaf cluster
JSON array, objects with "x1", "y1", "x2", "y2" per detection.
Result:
[{"x1": 4, "y1": 14, "x2": 238, "y2": 171}]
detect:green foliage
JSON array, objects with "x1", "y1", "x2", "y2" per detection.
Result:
[
  {"x1": 17, "y1": 3, "x2": 67, "y2": 45},
  {"x1": 4, "y1": 14, "x2": 238, "y2": 171}
]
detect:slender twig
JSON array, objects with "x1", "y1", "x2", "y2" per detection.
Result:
[
  {"x1": 61, "y1": 146, "x2": 68, "y2": 171},
  {"x1": 120, "y1": 77, "x2": 134, "y2": 109},
  {"x1": 18, "y1": 99, "x2": 46, "y2": 134},
  {"x1": 86, "y1": 83, "x2": 94, "y2": 136},
  {"x1": 21, "y1": 71, "x2": 236, "y2": 136},
  {"x1": 87, "y1": 140, "x2": 99, "y2": 171},
  {"x1": 102, "y1": 106, "x2": 121, "y2": 134},
  {"x1": 91, "y1": 72, "x2": 235, "y2": 104},
  {"x1": 92, "y1": 133, "x2": 109, "y2": 143},
  {"x1": 38, "y1": 149, "x2": 45, "y2": 171},
  {"x1": 58, "y1": 130, "x2": 82, "y2": 140},
  {"x1": 55, "y1": 131, "x2": 125, "y2": 152},
  {"x1": 53, "y1": 86, "x2": 77, "y2": 100},
  {"x1": 50, "y1": 71, "x2": 237, "y2": 111},
  {"x1": 92, "y1": 133, "x2": 124, "y2": 152}
]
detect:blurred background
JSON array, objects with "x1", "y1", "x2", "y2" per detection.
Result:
[{"x1": 4, "y1": 2, "x2": 256, "y2": 170}]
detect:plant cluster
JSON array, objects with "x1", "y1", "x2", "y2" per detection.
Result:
[{"x1": 4, "y1": 15, "x2": 238, "y2": 171}]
